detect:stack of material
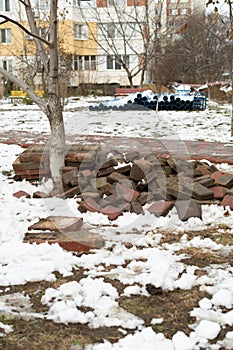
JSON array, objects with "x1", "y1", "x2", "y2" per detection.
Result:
[
  {"x1": 24, "y1": 216, "x2": 104, "y2": 252},
  {"x1": 12, "y1": 144, "x2": 101, "y2": 180},
  {"x1": 12, "y1": 146, "x2": 233, "y2": 222}
]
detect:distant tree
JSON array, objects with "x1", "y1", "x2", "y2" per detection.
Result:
[
  {"x1": 168, "y1": 14, "x2": 230, "y2": 84},
  {"x1": 207, "y1": 0, "x2": 233, "y2": 134},
  {"x1": 0, "y1": 0, "x2": 65, "y2": 188},
  {"x1": 78, "y1": 0, "x2": 170, "y2": 87}
]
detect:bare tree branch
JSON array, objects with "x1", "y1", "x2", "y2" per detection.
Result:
[{"x1": 0, "y1": 14, "x2": 50, "y2": 45}]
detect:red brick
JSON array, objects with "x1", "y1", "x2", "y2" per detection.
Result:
[
  {"x1": 78, "y1": 198, "x2": 100, "y2": 213},
  {"x1": 175, "y1": 199, "x2": 202, "y2": 221},
  {"x1": 57, "y1": 186, "x2": 81, "y2": 199},
  {"x1": 215, "y1": 173, "x2": 233, "y2": 188},
  {"x1": 33, "y1": 191, "x2": 50, "y2": 198},
  {"x1": 24, "y1": 231, "x2": 104, "y2": 252},
  {"x1": 147, "y1": 200, "x2": 174, "y2": 217},
  {"x1": 210, "y1": 171, "x2": 223, "y2": 182},
  {"x1": 101, "y1": 205, "x2": 123, "y2": 220},
  {"x1": 28, "y1": 216, "x2": 83, "y2": 232},
  {"x1": 13, "y1": 190, "x2": 31, "y2": 198},
  {"x1": 195, "y1": 164, "x2": 212, "y2": 176},
  {"x1": 221, "y1": 195, "x2": 233, "y2": 209},
  {"x1": 116, "y1": 183, "x2": 139, "y2": 202},
  {"x1": 209, "y1": 186, "x2": 226, "y2": 199}
]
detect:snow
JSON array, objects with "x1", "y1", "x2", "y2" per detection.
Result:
[{"x1": 0, "y1": 96, "x2": 233, "y2": 348}]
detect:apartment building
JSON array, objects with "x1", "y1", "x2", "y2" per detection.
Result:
[{"x1": 0, "y1": 0, "x2": 205, "y2": 96}]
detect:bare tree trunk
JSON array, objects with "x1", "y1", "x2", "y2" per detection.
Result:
[{"x1": 47, "y1": 0, "x2": 65, "y2": 188}]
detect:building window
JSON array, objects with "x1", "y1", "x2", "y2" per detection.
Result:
[
  {"x1": 0, "y1": 28, "x2": 11, "y2": 43},
  {"x1": 99, "y1": 23, "x2": 141, "y2": 39},
  {"x1": 0, "y1": 0, "x2": 10, "y2": 11},
  {"x1": 180, "y1": 0, "x2": 188, "y2": 2},
  {"x1": 170, "y1": 8, "x2": 178, "y2": 15},
  {"x1": 107, "y1": 55, "x2": 129, "y2": 70},
  {"x1": 170, "y1": 0, "x2": 177, "y2": 3},
  {"x1": 72, "y1": 55, "x2": 96, "y2": 70},
  {"x1": 74, "y1": 24, "x2": 88, "y2": 40},
  {"x1": 108, "y1": 0, "x2": 125, "y2": 6},
  {"x1": 180, "y1": 8, "x2": 188, "y2": 15},
  {"x1": 0, "y1": 59, "x2": 12, "y2": 71},
  {"x1": 35, "y1": 0, "x2": 50, "y2": 11}
]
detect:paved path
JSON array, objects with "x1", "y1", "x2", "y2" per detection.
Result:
[{"x1": 1, "y1": 130, "x2": 233, "y2": 164}]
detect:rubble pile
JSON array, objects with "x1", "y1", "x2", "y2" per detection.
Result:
[{"x1": 13, "y1": 145, "x2": 233, "y2": 222}]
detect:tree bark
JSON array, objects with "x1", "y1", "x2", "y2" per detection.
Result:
[{"x1": 46, "y1": 0, "x2": 65, "y2": 188}]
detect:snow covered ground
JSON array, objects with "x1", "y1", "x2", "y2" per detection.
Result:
[{"x1": 0, "y1": 96, "x2": 233, "y2": 349}]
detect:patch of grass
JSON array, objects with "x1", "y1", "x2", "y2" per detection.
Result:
[{"x1": 120, "y1": 288, "x2": 208, "y2": 339}]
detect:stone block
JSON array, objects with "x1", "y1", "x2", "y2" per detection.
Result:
[
  {"x1": 147, "y1": 200, "x2": 174, "y2": 217},
  {"x1": 175, "y1": 199, "x2": 202, "y2": 221},
  {"x1": 28, "y1": 216, "x2": 83, "y2": 232}
]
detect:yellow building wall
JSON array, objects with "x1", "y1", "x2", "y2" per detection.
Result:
[
  {"x1": 0, "y1": 20, "x2": 97, "y2": 58},
  {"x1": 59, "y1": 20, "x2": 97, "y2": 56}
]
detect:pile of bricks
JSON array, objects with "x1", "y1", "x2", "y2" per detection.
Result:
[
  {"x1": 74, "y1": 151, "x2": 233, "y2": 222},
  {"x1": 13, "y1": 146, "x2": 233, "y2": 252},
  {"x1": 13, "y1": 145, "x2": 233, "y2": 223},
  {"x1": 12, "y1": 144, "x2": 101, "y2": 180}
]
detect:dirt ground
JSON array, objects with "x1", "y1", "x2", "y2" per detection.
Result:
[{"x1": 0, "y1": 226, "x2": 232, "y2": 350}]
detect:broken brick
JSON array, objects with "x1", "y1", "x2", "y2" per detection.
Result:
[
  {"x1": 28, "y1": 216, "x2": 83, "y2": 232},
  {"x1": 13, "y1": 190, "x2": 31, "y2": 198},
  {"x1": 101, "y1": 205, "x2": 123, "y2": 220},
  {"x1": 33, "y1": 191, "x2": 50, "y2": 198},
  {"x1": 209, "y1": 186, "x2": 226, "y2": 199},
  {"x1": 175, "y1": 199, "x2": 202, "y2": 221},
  {"x1": 78, "y1": 198, "x2": 100, "y2": 213},
  {"x1": 215, "y1": 173, "x2": 233, "y2": 188},
  {"x1": 221, "y1": 195, "x2": 233, "y2": 210},
  {"x1": 147, "y1": 200, "x2": 174, "y2": 217}
]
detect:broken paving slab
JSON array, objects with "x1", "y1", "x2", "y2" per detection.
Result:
[
  {"x1": 24, "y1": 230, "x2": 104, "y2": 252},
  {"x1": 175, "y1": 199, "x2": 202, "y2": 221},
  {"x1": 215, "y1": 173, "x2": 233, "y2": 188},
  {"x1": 28, "y1": 216, "x2": 83, "y2": 233},
  {"x1": 147, "y1": 200, "x2": 174, "y2": 217}
]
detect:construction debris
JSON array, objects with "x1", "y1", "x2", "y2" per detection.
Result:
[{"x1": 12, "y1": 144, "x2": 233, "y2": 223}]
